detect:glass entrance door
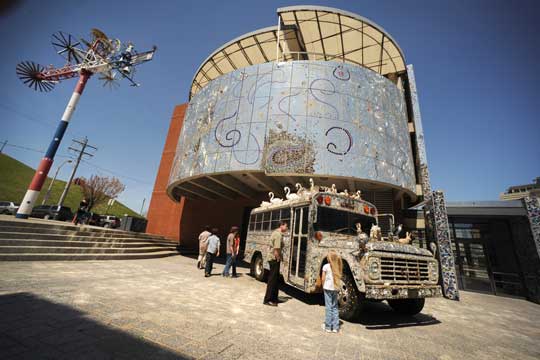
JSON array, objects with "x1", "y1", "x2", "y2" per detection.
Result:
[
  {"x1": 289, "y1": 206, "x2": 309, "y2": 288},
  {"x1": 451, "y1": 222, "x2": 494, "y2": 293}
]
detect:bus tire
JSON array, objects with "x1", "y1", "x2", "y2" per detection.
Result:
[
  {"x1": 387, "y1": 298, "x2": 425, "y2": 315},
  {"x1": 338, "y1": 267, "x2": 362, "y2": 320},
  {"x1": 251, "y1": 254, "x2": 265, "y2": 282}
]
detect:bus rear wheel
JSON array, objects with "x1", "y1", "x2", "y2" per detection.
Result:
[
  {"x1": 387, "y1": 298, "x2": 425, "y2": 315},
  {"x1": 251, "y1": 254, "x2": 265, "y2": 282},
  {"x1": 338, "y1": 269, "x2": 362, "y2": 320}
]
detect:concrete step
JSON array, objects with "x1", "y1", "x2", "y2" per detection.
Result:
[
  {"x1": 0, "y1": 251, "x2": 180, "y2": 261},
  {"x1": 0, "y1": 238, "x2": 178, "y2": 248},
  {"x1": 0, "y1": 246, "x2": 177, "y2": 254},
  {"x1": 0, "y1": 232, "x2": 178, "y2": 245},
  {"x1": 0, "y1": 224, "x2": 167, "y2": 241}
]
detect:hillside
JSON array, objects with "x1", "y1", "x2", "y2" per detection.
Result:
[{"x1": 0, "y1": 153, "x2": 140, "y2": 217}]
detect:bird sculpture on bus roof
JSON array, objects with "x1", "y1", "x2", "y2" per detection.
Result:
[
  {"x1": 284, "y1": 186, "x2": 300, "y2": 201},
  {"x1": 269, "y1": 192, "x2": 283, "y2": 204}
]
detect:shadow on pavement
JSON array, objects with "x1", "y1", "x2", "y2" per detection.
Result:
[
  {"x1": 349, "y1": 301, "x2": 441, "y2": 329},
  {"x1": 0, "y1": 292, "x2": 189, "y2": 359}
]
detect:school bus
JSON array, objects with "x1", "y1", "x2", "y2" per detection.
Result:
[{"x1": 243, "y1": 186, "x2": 441, "y2": 319}]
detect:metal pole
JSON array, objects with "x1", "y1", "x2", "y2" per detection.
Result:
[
  {"x1": 42, "y1": 159, "x2": 72, "y2": 205},
  {"x1": 57, "y1": 137, "x2": 88, "y2": 208},
  {"x1": 140, "y1": 197, "x2": 146, "y2": 216},
  {"x1": 16, "y1": 70, "x2": 91, "y2": 219},
  {"x1": 0, "y1": 140, "x2": 7, "y2": 153}
]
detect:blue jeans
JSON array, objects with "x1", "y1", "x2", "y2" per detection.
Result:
[
  {"x1": 324, "y1": 289, "x2": 339, "y2": 331},
  {"x1": 223, "y1": 254, "x2": 233, "y2": 276}
]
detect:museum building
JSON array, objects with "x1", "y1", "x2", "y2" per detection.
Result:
[{"x1": 146, "y1": 6, "x2": 540, "y2": 302}]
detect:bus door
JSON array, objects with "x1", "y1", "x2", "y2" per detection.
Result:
[{"x1": 289, "y1": 206, "x2": 309, "y2": 288}]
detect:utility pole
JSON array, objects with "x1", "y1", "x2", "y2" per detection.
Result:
[
  {"x1": 0, "y1": 140, "x2": 7, "y2": 153},
  {"x1": 57, "y1": 137, "x2": 97, "y2": 208}
]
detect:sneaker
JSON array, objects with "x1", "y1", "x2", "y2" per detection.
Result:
[
  {"x1": 204, "y1": 274, "x2": 210, "y2": 277},
  {"x1": 321, "y1": 324, "x2": 331, "y2": 332},
  {"x1": 263, "y1": 301, "x2": 278, "y2": 307},
  {"x1": 331, "y1": 329, "x2": 339, "y2": 333}
]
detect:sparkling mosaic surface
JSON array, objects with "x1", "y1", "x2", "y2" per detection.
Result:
[
  {"x1": 431, "y1": 191, "x2": 459, "y2": 300},
  {"x1": 523, "y1": 195, "x2": 540, "y2": 258},
  {"x1": 169, "y1": 61, "x2": 415, "y2": 193}
]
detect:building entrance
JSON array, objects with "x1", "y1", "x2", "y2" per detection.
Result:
[{"x1": 450, "y1": 220, "x2": 525, "y2": 298}]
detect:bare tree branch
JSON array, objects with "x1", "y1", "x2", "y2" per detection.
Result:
[{"x1": 78, "y1": 175, "x2": 125, "y2": 211}]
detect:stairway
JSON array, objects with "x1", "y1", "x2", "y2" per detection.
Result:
[{"x1": 0, "y1": 216, "x2": 179, "y2": 261}]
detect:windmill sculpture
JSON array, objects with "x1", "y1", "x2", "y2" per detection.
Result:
[{"x1": 15, "y1": 29, "x2": 156, "y2": 219}]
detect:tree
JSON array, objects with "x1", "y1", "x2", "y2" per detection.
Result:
[{"x1": 79, "y1": 175, "x2": 125, "y2": 211}]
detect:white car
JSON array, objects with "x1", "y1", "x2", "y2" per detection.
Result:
[{"x1": 0, "y1": 201, "x2": 19, "y2": 215}]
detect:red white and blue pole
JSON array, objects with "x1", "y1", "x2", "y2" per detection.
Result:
[{"x1": 16, "y1": 70, "x2": 91, "y2": 219}]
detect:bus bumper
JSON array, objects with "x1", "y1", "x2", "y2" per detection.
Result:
[{"x1": 365, "y1": 285, "x2": 442, "y2": 300}]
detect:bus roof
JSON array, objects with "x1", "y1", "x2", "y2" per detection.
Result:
[{"x1": 251, "y1": 191, "x2": 377, "y2": 218}]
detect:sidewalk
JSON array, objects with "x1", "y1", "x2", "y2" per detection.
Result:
[{"x1": 1, "y1": 255, "x2": 539, "y2": 359}]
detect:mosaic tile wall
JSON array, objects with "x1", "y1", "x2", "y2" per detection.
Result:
[
  {"x1": 169, "y1": 61, "x2": 416, "y2": 193},
  {"x1": 523, "y1": 195, "x2": 540, "y2": 259},
  {"x1": 407, "y1": 65, "x2": 459, "y2": 300}
]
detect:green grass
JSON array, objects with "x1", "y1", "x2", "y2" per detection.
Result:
[{"x1": 0, "y1": 153, "x2": 140, "y2": 217}]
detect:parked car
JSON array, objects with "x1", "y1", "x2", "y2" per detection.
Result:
[
  {"x1": 30, "y1": 205, "x2": 73, "y2": 221},
  {"x1": 0, "y1": 201, "x2": 19, "y2": 215},
  {"x1": 87, "y1": 212, "x2": 101, "y2": 226},
  {"x1": 99, "y1": 215, "x2": 120, "y2": 228}
]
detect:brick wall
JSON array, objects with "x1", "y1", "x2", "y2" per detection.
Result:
[{"x1": 146, "y1": 104, "x2": 187, "y2": 242}]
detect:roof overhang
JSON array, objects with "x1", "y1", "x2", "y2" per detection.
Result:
[{"x1": 190, "y1": 5, "x2": 406, "y2": 99}]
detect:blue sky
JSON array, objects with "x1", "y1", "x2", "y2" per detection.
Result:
[{"x1": 1, "y1": 0, "x2": 539, "y2": 212}]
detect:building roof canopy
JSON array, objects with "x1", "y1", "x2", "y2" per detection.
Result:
[{"x1": 190, "y1": 5, "x2": 406, "y2": 99}]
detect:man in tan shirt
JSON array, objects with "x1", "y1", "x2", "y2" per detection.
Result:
[{"x1": 263, "y1": 221, "x2": 288, "y2": 306}]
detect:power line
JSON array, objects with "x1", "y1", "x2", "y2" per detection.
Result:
[
  {"x1": 2, "y1": 141, "x2": 151, "y2": 185},
  {"x1": 81, "y1": 159, "x2": 152, "y2": 185}
]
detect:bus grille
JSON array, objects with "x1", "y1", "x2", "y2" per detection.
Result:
[{"x1": 380, "y1": 256, "x2": 430, "y2": 282}]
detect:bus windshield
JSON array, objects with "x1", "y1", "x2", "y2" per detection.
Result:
[{"x1": 314, "y1": 206, "x2": 376, "y2": 236}]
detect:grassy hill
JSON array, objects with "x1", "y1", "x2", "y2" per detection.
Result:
[{"x1": 0, "y1": 153, "x2": 140, "y2": 217}]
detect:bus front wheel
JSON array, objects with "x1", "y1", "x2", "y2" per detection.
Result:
[
  {"x1": 251, "y1": 254, "x2": 265, "y2": 282},
  {"x1": 338, "y1": 269, "x2": 362, "y2": 320}
]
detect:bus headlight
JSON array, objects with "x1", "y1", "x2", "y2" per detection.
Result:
[
  {"x1": 428, "y1": 261, "x2": 438, "y2": 281},
  {"x1": 368, "y1": 258, "x2": 380, "y2": 280}
]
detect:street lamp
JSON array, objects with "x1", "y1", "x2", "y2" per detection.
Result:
[{"x1": 41, "y1": 159, "x2": 72, "y2": 205}]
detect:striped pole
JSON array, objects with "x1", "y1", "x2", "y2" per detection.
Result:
[{"x1": 16, "y1": 70, "x2": 91, "y2": 219}]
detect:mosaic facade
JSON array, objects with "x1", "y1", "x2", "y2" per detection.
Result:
[
  {"x1": 169, "y1": 61, "x2": 416, "y2": 193},
  {"x1": 523, "y1": 195, "x2": 540, "y2": 258}
]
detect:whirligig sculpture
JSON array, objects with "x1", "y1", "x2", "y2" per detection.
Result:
[{"x1": 15, "y1": 29, "x2": 156, "y2": 219}]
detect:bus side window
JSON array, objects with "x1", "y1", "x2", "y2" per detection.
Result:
[
  {"x1": 271, "y1": 210, "x2": 280, "y2": 229},
  {"x1": 249, "y1": 214, "x2": 255, "y2": 231},
  {"x1": 280, "y1": 208, "x2": 290, "y2": 223},
  {"x1": 262, "y1": 212, "x2": 271, "y2": 231},
  {"x1": 255, "y1": 213, "x2": 262, "y2": 231}
]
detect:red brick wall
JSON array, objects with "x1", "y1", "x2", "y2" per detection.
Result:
[{"x1": 146, "y1": 104, "x2": 187, "y2": 242}]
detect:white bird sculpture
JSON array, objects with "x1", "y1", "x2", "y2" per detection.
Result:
[
  {"x1": 309, "y1": 178, "x2": 320, "y2": 193},
  {"x1": 284, "y1": 186, "x2": 300, "y2": 201},
  {"x1": 339, "y1": 189, "x2": 349, "y2": 196},
  {"x1": 330, "y1": 184, "x2": 337, "y2": 194},
  {"x1": 269, "y1": 192, "x2": 283, "y2": 204}
]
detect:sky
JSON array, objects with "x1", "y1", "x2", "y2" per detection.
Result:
[{"x1": 0, "y1": 0, "x2": 539, "y2": 213}]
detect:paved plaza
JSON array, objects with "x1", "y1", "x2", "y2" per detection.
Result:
[{"x1": 0, "y1": 255, "x2": 539, "y2": 360}]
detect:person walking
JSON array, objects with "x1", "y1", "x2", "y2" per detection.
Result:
[
  {"x1": 197, "y1": 226, "x2": 211, "y2": 269},
  {"x1": 322, "y1": 250, "x2": 343, "y2": 333},
  {"x1": 204, "y1": 228, "x2": 220, "y2": 277},
  {"x1": 222, "y1": 226, "x2": 238, "y2": 277},
  {"x1": 232, "y1": 228, "x2": 241, "y2": 277},
  {"x1": 263, "y1": 221, "x2": 288, "y2": 306},
  {"x1": 72, "y1": 198, "x2": 89, "y2": 225}
]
